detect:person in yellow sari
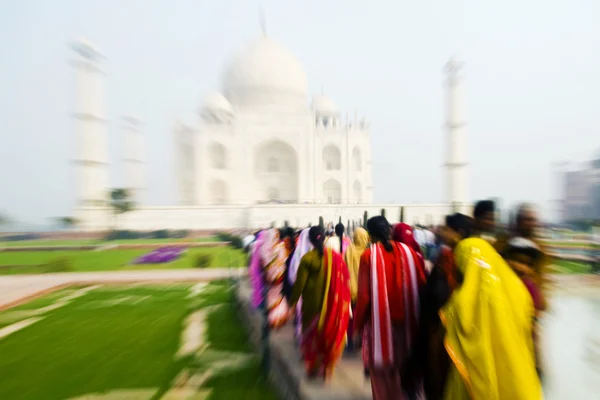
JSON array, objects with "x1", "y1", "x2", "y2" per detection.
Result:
[
  {"x1": 440, "y1": 238, "x2": 542, "y2": 400},
  {"x1": 344, "y1": 227, "x2": 370, "y2": 352}
]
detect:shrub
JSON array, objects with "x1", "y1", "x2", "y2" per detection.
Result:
[
  {"x1": 43, "y1": 257, "x2": 73, "y2": 273},
  {"x1": 194, "y1": 254, "x2": 212, "y2": 268},
  {"x1": 216, "y1": 232, "x2": 244, "y2": 250},
  {"x1": 105, "y1": 230, "x2": 141, "y2": 241},
  {"x1": 153, "y1": 229, "x2": 170, "y2": 239}
]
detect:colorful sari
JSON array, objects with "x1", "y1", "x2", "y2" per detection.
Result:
[
  {"x1": 441, "y1": 238, "x2": 541, "y2": 400},
  {"x1": 301, "y1": 248, "x2": 351, "y2": 378},
  {"x1": 359, "y1": 242, "x2": 424, "y2": 399},
  {"x1": 248, "y1": 231, "x2": 265, "y2": 309},
  {"x1": 259, "y1": 229, "x2": 290, "y2": 329},
  {"x1": 287, "y1": 228, "x2": 313, "y2": 343}
]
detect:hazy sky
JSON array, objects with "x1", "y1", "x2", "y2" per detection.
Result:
[{"x1": 1, "y1": 0, "x2": 598, "y2": 224}]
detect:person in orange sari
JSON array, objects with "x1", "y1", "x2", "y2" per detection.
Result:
[
  {"x1": 355, "y1": 216, "x2": 427, "y2": 400},
  {"x1": 289, "y1": 226, "x2": 352, "y2": 380}
]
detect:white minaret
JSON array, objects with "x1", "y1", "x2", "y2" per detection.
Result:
[
  {"x1": 122, "y1": 116, "x2": 145, "y2": 205},
  {"x1": 444, "y1": 57, "x2": 469, "y2": 208},
  {"x1": 71, "y1": 38, "x2": 109, "y2": 207}
]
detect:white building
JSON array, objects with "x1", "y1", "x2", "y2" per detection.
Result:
[
  {"x1": 71, "y1": 35, "x2": 471, "y2": 231},
  {"x1": 175, "y1": 36, "x2": 372, "y2": 206}
]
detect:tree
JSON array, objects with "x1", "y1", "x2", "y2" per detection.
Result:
[
  {"x1": 381, "y1": 208, "x2": 386, "y2": 218},
  {"x1": 0, "y1": 212, "x2": 9, "y2": 227},
  {"x1": 319, "y1": 216, "x2": 324, "y2": 229},
  {"x1": 363, "y1": 211, "x2": 368, "y2": 228},
  {"x1": 55, "y1": 217, "x2": 78, "y2": 231},
  {"x1": 399, "y1": 206, "x2": 405, "y2": 223},
  {"x1": 109, "y1": 188, "x2": 135, "y2": 229}
]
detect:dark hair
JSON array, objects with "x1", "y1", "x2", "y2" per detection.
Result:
[
  {"x1": 280, "y1": 227, "x2": 295, "y2": 239},
  {"x1": 308, "y1": 226, "x2": 325, "y2": 255},
  {"x1": 448, "y1": 213, "x2": 474, "y2": 239},
  {"x1": 367, "y1": 216, "x2": 393, "y2": 251},
  {"x1": 474, "y1": 200, "x2": 495, "y2": 219},
  {"x1": 335, "y1": 223, "x2": 345, "y2": 254}
]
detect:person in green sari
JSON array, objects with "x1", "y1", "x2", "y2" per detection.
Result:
[{"x1": 289, "y1": 226, "x2": 351, "y2": 380}]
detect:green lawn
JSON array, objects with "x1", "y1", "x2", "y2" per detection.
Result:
[
  {"x1": 541, "y1": 240, "x2": 599, "y2": 249},
  {"x1": 550, "y1": 259, "x2": 593, "y2": 274},
  {"x1": 0, "y1": 247, "x2": 247, "y2": 275},
  {"x1": 0, "y1": 236, "x2": 222, "y2": 247},
  {"x1": 0, "y1": 282, "x2": 276, "y2": 400}
]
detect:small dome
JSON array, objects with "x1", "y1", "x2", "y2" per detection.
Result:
[
  {"x1": 202, "y1": 92, "x2": 233, "y2": 114},
  {"x1": 222, "y1": 37, "x2": 308, "y2": 109},
  {"x1": 312, "y1": 95, "x2": 339, "y2": 116}
]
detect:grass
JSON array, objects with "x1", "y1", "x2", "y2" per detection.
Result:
[
  {"x1": 541, "y1": 240, "x2": 599, "y2": 249},
  {"x1": 0, "y1": 236, "x2": 222, "y2": 247},
  {"x1": 0, "y1": 247, "x2": 247, "y2": 275},
  {"x1": 0, "y1": 285, "x2": 190, "y2": 400},
  {"x1": 551, "y1": 259, "x2": 593, "y2": 274},
  {"x1": 0, "y1": 281, "x2": 277, "y2": 400}
]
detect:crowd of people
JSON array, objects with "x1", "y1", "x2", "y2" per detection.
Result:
[{"x1": 247, "y1": 200, "x2": 548, "y2": 400}]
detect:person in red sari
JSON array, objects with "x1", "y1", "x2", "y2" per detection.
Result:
[
  {"x1": 289, "y1": 226, "x2": 352, "y2": 380},
  {"x1": 355, "y1": 216, "x2": 427, "y2": 400}
]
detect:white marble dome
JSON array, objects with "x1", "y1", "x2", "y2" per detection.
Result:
[
  {"x1": 312, "y1": 95, "x2": 339, "y2": 116},
  {"x1": 222, "y1": 37, "x2": 308, "y2": 109},
  {"x1": 202, "y1": 92, "x2": 233, "y2": 114}
]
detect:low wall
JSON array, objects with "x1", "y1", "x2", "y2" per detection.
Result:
[{"x1": 75, "y1": 203, "x2": 473, "y2": 232}]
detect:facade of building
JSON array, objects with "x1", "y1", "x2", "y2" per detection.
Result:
[
  {"x1": 70, "y1": 35, "x2": 471, "y2": 231},
  {"x1": 174, "y1": 37, "x2": 373, "y2": 206},
  {"x1": 562, "y1": 155, "x2": 600, "y2": 222}
]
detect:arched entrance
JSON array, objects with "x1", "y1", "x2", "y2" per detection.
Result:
[
  {"x1": 255, "y1": 140, "x2": 298, "y2": 203},
  {"x1": 323, "y1": 179, "x2": 342, "y2": 204}
]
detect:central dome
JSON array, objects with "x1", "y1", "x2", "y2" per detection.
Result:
[{"x1": 222, "y1": 37, "x2": 308, "y2": 109}]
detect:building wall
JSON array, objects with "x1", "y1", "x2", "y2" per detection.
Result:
[
  {"x1": 179, "y1": 108, "x2": 372, "y2": 206},
  {"x1": 74, "y1": 203, "x2": 473, "y2": 232}
]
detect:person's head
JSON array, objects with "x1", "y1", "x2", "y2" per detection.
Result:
[
  {"x1": 308, "y1": 226, "x2": 325, "y2": 255},
  {"x1": 515, "y1": 204, "x2": 538, "y2": 238},
  {"x1": 335, "y1": 223, "x2": 345, "y2": 238},
  {"x1": 502, "y1": 237, "x2": 543, "y2": 274},
  {"x1": 334, "y1": 223, "x2": 345, "y2": 253},
  {"x1": 353, "y1": 227, "x2": 370, "y2": 249},
  {"x1": 280, "y1": 227, "x2": 295, "y2": 251},
  {"x1": 474, "y1": 200, "x2": 496, "y2": 233},
  {"x1": 367, "y1": 216, "x2": 393, "y2": 251},
  {"x1": 392, "y1": 222, "x2": 422, "y2": 255},
  {"x1": 443, "y1": 213, "x2": 474, "y2": 248}
]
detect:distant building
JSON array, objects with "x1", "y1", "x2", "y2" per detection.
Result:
[
  {"x1": 562, "y1": 153, "x2": 600, "y2": 222},
  {"x1": 70, "y1": 34, "x2": 471, "y2": 231}
]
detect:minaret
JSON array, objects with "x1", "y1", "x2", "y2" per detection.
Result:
[
  {"x1": 444, "y1": 57, "x2": 469, "y2": 208},
  {"x1": 122, "y1": 116, "x2": 145, "y2": 205},
  {"x1": 71, "y1": 38, "x2": 109, "y2": 207}
]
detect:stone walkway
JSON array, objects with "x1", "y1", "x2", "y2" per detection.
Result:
[{"x1": 0, "y1": 268, "x2": 246, "y2": 311}]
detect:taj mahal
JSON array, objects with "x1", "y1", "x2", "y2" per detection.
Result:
[{"x1": 71, "y1": 33, "x2": 470, "y2": 231}]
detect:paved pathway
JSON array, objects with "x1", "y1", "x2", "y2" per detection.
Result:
[{"x1": 0, "y1": 268, "x2": 246, "y2": 310}]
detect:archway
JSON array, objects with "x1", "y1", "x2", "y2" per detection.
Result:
[
  {"x1": 322, "y1": 145, "x2": 341, "y2": 171},
  {"x1": 323, "y1": 179, "x2": 342, "y2": 204},
  {"x1": 209, "y1": 179, "x2": 227, "y2": 204},
  {"x1": 353, "y1": 180, "x2": 362, "y2": 203},
  {"x1": 255, "y1": 140, "x2": 298, "y2": 203},
  {"x1": 352, "y1": 147, "x2": 362, "y2": 172},
  {"x1": 209, "y1": 142, "x2": 227, "y2": 170}
]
